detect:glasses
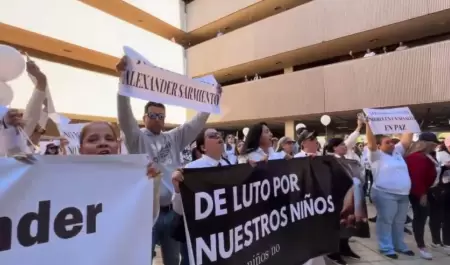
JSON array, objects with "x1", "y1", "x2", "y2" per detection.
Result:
[{"x1": 147, "y1": 112, "x2": 165, "y2": 120}]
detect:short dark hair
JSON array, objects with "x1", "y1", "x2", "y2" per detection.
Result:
[
  {"x1": 144, "y1": 101, "x2": 165, "y2": 113},
  {"x1": 376, "y1": 135, "x2": 390, "y2": 145},
  {"x1": 324, "y1": 137, "x2": 344, "y2": 154}
]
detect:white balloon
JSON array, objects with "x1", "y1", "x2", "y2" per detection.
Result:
[
  {"x1": 0, "y1": 45, "x2": 25, "y2": 82},
  {"x1": 0, "y1": 82, "x2": 14, "y2": 106},
  {"x1": 295, "y1": 123, "x2": 306, "y2": 131},
  {"x1": 320, "y1": 115, "x2": 331, "y2": 126},
  {"x1": 242, "y1": 127, "x2": 249, "y2": 136}
]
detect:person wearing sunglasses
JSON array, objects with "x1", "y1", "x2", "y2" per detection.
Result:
[
  {"x1": 274, "y1": 136, "x2": 295, "y2": 159},
  {"x1": 116, "y1": 56, "x2": 222, "y2": 265},
  {"x1": 171, "y1": 128, "x2": 230, "y2": 265},
  {"x1": 294, "y1": 128, "x2": 320, "y2": 157}
]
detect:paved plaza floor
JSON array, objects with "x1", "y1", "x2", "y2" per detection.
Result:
[{"x1": 154, "y1": 204, "x2": 450, "y2": 265}]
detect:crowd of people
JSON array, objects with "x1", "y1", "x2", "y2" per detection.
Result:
[{"x1": 1, "y1": 54, "x2": 450, "y2": 265}]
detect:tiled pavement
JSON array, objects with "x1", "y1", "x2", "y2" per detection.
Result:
[
  {"x1": 337, "y1": 204, "x2": 450, "y2": 265},
  {"x1": 154, "y1": 205, "x2": 450, "y2": 265}
]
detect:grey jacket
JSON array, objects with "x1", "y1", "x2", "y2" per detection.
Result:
[{"x1": 117, "y1": 95, "x2": 210, "y2": 205}]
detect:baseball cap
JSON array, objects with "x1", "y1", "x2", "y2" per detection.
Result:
[
  {"x1": 418, "y1": 132, "x2": 439, "y2": 144},
  {"x1": 297, "y1": 128, "x2": 318, "y2": 143}
]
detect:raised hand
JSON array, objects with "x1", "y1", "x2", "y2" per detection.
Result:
[
  {"x1": 116, "y1": 56, "x2": 128, "y2": 72},
  {"x1": 172, "y1": 169, "x2": 184, "y2": 193},
  {"x1": 147, "y1": 162, "x2": 161, "y2": 179},
  {"x1": 26, "y1": 58, "x2": 47, "y2": 91}
]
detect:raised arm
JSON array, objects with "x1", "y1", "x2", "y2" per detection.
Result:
[
  {"x1": 169, "y1": 84, "x2": 222, "y2": 151},
  {"x1": 400, "y1": 132, "x2": 414, "y2": 151},
  {"x1": 22, "y1": 60, "x2": 47, "y2": 136},
  {"x1": 116, "y1": 56, "x2": 141, "y2": 151},
  {"x1": 344, "y1": 118, "x2": 363, "y2": 149},
  {"x1": 365, "y1": 120, "x2": 377, "y2": 152},
  {"x1": 365, "y1": 118, "x2": 382, "y2": 162},
  {"x1": 117, "y1": 95, "x2": 141, "y2": 146},
  {"x1": 169, "y1": 112, "x2": 210, "y2": 151}
]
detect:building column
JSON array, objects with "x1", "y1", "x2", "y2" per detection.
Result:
[
  {"x1": 284, "y1": 120, "x2": 295, "y2": 139},
  {"x1": 284, "y1": 67, "x2": 294, "y2": 74}
]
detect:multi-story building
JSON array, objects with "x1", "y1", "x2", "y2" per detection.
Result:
[{"x1": 3, "y1": 0, "x2": 450, "y2": 137}]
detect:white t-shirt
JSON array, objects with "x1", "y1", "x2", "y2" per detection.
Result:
[
  {"x1": 223, "y1": 144, "x2": 237, "y2": 164},
  {"x1": 238, "y1": 147, "x2": 277, "y2": 163},
  {"x1": 172, "y1": 155, "x2": 230, "y2": 215},
  {"x1": 294, "y1": 150, "x2": 320, "y2": 158},
  {"x1": 368, "y1": 143, "x2": 411, "y2": 195}
]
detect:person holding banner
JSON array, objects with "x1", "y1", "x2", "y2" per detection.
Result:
[
  {"x1": 171, "y1": 128, "x2": 231, "y2": 265},
  {"x1": 365, "y1": 119, "x2": 414, "y2": 259},
  {"x1": 78, "y1": 121, "x2": 162, "y2": 221},
  {"x1": 0, "y1": 59, "x2": 48, "y2": 156},
  {"x1": 116, "y1": 56, "x2": 221, "y2": 265},
  {"x1": 294, "y1": 128, "x2": 320, "y2": 158},
  {"x1": 274, "y1": 136, "x2": 295, "y2": 158}
]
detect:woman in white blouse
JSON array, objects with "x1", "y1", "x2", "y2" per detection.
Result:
[
  {"x1": 365, "y1": 121, "x2": 414, "y2": 259},
  {"x1": 172, "y1": 128, "x2": 231, "y2": 265},
  {"x1": 238, "y1": 122, "x2": 278, "y2": 163},
  {"x1": 223, "y1": 134, "x2": 238, "y2": 164},
  {"x1": 274, "y1": 136, "x2": 295, "y2": 159}
]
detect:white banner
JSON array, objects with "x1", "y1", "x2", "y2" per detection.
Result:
[
  {"x1": 0, "y1": 105, "x2": 7, "y2": 119},
  {"x1": 57, "y1": 123, "x2": 88, "y2": 155},
  {"x1": 363, "y1": 107, "x2": 420, "y2": 135},
  {"x1": 0, "y1": 155, "x2": 154, "y2": 265},
  {"x1": 119, "y1": 47, "x2": 220, "y2": 114}
]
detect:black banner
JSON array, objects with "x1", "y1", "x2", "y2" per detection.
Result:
[{"x1": 180, "y1": 156, "x2": 353, "y2": 265}]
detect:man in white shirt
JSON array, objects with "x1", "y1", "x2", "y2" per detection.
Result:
[{"x1": 363, "y1": 49, "x2": 376, "y2": 57}]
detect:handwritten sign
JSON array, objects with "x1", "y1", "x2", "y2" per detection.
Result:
[
  {"x1": 363, "y1": 107, "x2": 420, "y2": 135},
  {"x1": 119, "y1": 47, "x2": 220, "y2": 114}
]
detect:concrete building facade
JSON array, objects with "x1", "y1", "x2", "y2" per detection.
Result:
[{"x1": 3, "y1": 0, "x2": 450, "y2": 135}]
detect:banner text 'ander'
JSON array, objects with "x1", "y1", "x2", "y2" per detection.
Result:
[
  {"x1": 0, "y1": 155, "x2": 154, "y2": 265},
  {"x1": 0, "y1": 201, "x2": 102, "y2": 252}
]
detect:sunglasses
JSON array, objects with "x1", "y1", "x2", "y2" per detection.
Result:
[{"x1": 147, "y1": 112, "x2": 165, "y2": 120}]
